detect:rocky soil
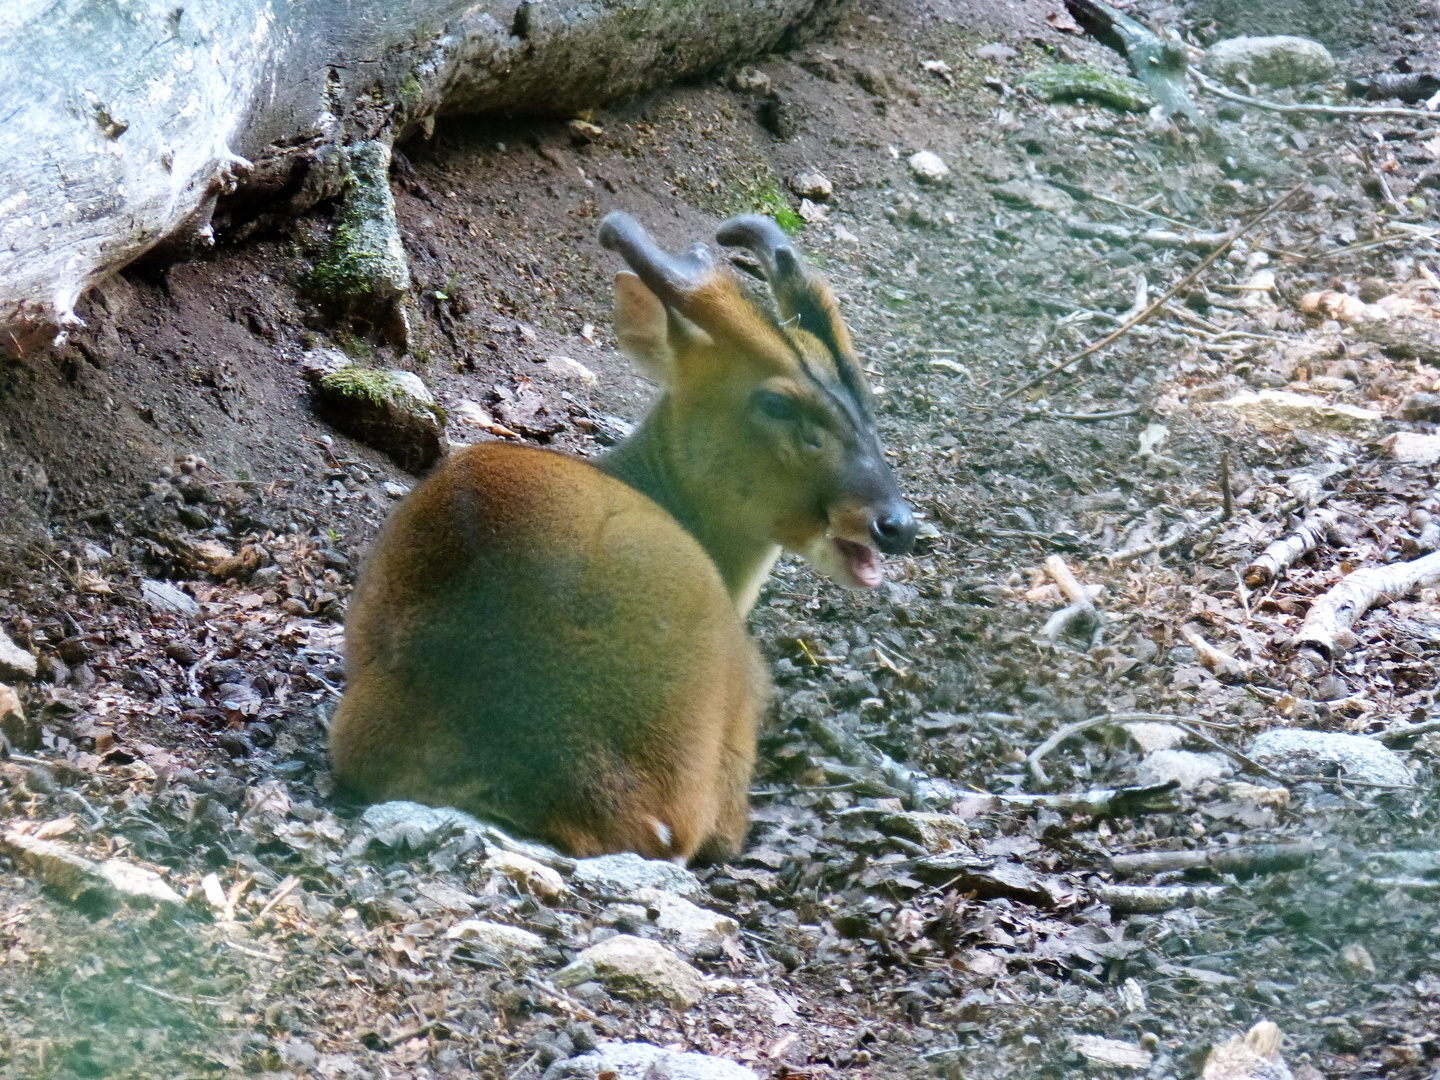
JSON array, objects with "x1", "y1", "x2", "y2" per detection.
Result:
[{"x1": 2, "y1": 0, "x2": 1440, "y2": 1077}]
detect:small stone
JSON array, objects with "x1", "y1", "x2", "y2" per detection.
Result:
[
  {"x1": 483, "y1": 851, "x2": 568, "y2": 900},
  {"x1": 553, "y1": 934, "x2": 707, "y2": 1005},
  {"x1": 570, "y1": 852, "x2": 704, "y2": 899},
  {"x1": 382, "y1": 481, "x2": 409, "y2": 499},
  {"x1": 542, "y1": 356, "x2": 598, "y2": 384},
  {"x1": 1136, "y1": 750, "x2": 1233, "y2": 790},
  {"x1": 879, "y1": 811, "x2": 970, "y2": 852},
  {"x1": 445, "y1": 919, "x2": 546, "y2": 960},
  {"x1": 1338, "y1": 942, "x2": 1376, "y2": 978},
  {"x1": 631, "y1": 888, "x2": 739, "y2": 959},
  {"x1": 544, "y1": 1042, "x2": 757, "y2": 1080},
  {"x1": 177, "y1": 505, "x2": 210, "y2": 529},
  {"x1": 1382, "y1": 432, "x2": 1440, "y2": 466},
  {"x1": 0, "y1": 683, "x2": 38, "y2": 751},
  {"x1": 797, "y1": 199, "x2": 829, "y2": 224},
  {"x1": 728, "y1": 68, "x2": 772, "y2": 95},
  {"x1": 1204, "y1": 36, "x2": 1335, "y2": 88},
  {"x1": 1123, "y1": 722, "x2": 1186, "y2": 753},
  {"x1": 907, "y1": 150, "x2": 951, "y2": 184},
  {"x1": 975, "y1": 42, "x2": 1017, "y2": 62},
  {"x1": 1070, "y1": 1035, "x2": 1153, "y2": 1069},
  {"x1": 0, "y1": 629, "x2": 37, "y2": 682},
  {"x1": 141, "y1": 579, "x2": 201, "y2": 617},
  {"x1": 567, "y1": 119, "x2": 604, "y2": 145},
  {"x1": 991, "y1": 178, "x2": 1076, "y2": 214},
  {"x1": 789, "y1": 171, "x2": 833, "y2": 202},
  {"x1": 1305, "y1": 375, "x2": 1355, "y2": 393}
]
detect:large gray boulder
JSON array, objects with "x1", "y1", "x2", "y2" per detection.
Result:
[{"x1": 1203, "y1": 35, "x2": 1335, "y2": 87}]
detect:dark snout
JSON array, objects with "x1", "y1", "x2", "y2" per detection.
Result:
[{"x1": 871, "y1": 500, "x2": 917, "y2": 554}]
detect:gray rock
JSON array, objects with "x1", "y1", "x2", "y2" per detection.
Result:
[
  {"x1": 553, "y1": 935, "x2": 707, "y2": 1005},
  {"x1": 1136, "y1": 750, "x2": 1233, "y2": 790},
  {"x1": 355, "y1": 800, "x2": 573, "y2": 869},
  {"x1": 1203, "y1": 36, "x2": 1335, "y2": 88},
  {"x1": 1398, "y1": 392, "x2": 1440, "y2": 421},
  {"x1": 992, "y1": 179, "x2": 1076, "y2": 214},
  {"x1": 1249, "y1": 730, "x2": 1413, "y2": 787},
  {"x1": 0, "y1": 629, "x2": 37, "y2": 682},
  {"x1": 0, "y1": 830, "x2": 184, "y2": 911},
  {"x1": 570, "y1": 852, "x2": 704, "y2": 899},
  {"x1": 141, "y1": 579, "x2": 201, "y2": 618},
  {"x1": 728, "y1": 68, "x2": 772, "y2": 95},
  {"x1": 307, "y1": 360, "x2": 449, "y2": 474},
  {"x1": 789, "y1": 171, "x2": 833, "y2": 202},
  {"x1": 631, "y1": 888, "x2": 739, "y2": 958},
  {"x1": 444, "y1": 918, "x2": 546, "y2": 961},
  {"x1": 545, "y1": 1042, "x2": 756, "y2": 1080}
]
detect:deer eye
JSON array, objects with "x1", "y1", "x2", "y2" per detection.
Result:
[{"x1": 754, "y1": 389, "x2": 801, "y2": 423}]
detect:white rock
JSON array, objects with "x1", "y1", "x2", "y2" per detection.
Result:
[
  {"x1": 880, "y1": 810, "x2": 970, "y2": 852},
  {"x1": 1136, "y1": 750, "x2": 1233, "y2": 790},
  {"x1": 632, "y1": 888, "x2": 739, "y2": 958},
  {"x1": 1382, "y1": 431, "x2": 1440, "y2": 466},
  {"x1": 789, "y1": 171, "x2": 833, "y2": 201},
  {"x1": 553, "y1": 934, "x2": 707, "y2": 1005},
  {"x1": 445, "y1": 918, "x2": 546, "y2": 958},
  {"x1": 544, "y1": 1041, "x2": 756, "y2": 1080},
  {"x1": 483, "y1": 850, "x2": 568, "y2": 900},
  {"x1": 543, "y1": 356, "x2": 598, "y2": 384},
  {"x1": 1213, "y1": 390, "x2": 1382, "y2": 433},
  {"x1": 0, "y1": 629, "x2": 37, "y2": 681},
  {"x1": 1204, "y1": 35, "x2": 1335, "y2": 88},
  {"x1": 570, "y1": 852, "x2": 704, "y2": 899},
  {"x1": 141, "y1": 579, "x2": 200, "y2": 617},
  {"x1": 907, "y1": 150, "x2": 951, "y2": 184},
  {"x1": 798, "y1": 198, "x2": 829, "y2": 223},
  {"x1": 1249, "y1": 730, "x2": 1412, "y2": 788},
  {"x1": 382, "y1": 481, "x2": 409, "y2": 498},
  {"x1": 0, "y1": 830, "x2": 183, "y2": 910},
  {"x1": 1123, "y1": 722, "x2": 1187, "y2": 754}
]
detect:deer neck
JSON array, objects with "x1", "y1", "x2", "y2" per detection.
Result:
[{"x1": 600, "y1": 405, "x2": 780, "y2": 614}]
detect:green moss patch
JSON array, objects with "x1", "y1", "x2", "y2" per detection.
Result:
[{"x1": 1024, "y1": 64, "x2": 1155, "y2": 112}]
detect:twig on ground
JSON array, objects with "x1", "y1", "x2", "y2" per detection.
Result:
[
  {"x1": 1220, "y1": 451, "x2": 1233, "y2": 521},
  {"x1": 1171, "y1": 720, "x2": 1289, "y2": 784},
  {"x1": 1106, "y1": 509, "x2": 1225, "y2": 564},
  {"x1": 1377, "y1": 716, "x2": 1440, "y2": 747},
  {"x1": 1028, "y1": 711, "x2": 1194, "y2": 784},
  {"x1": 1109, "y1": 841, "x2": 1322, "y2": 879},
  {"x1": 1036, "y1": 407, "x2": 1141, "y2": 421},
  {"x1": 1243, "y1": 508, "x2": 1338, "y2": 587},
  {"x1": 256, "y1": 875, "x2": 301, "y2": 918},
  {"x1": 1095, "y1": 883, "x2": 1228, "y2": 913},
  {"x1": 975, "y1": 781, "x2": 1181, "y2": 816},
  {"x1": 1178, "y1": 622, "x2": 1252, "y2": 681},
  {"x1": 1193, "y1": 70, "x2": 1440, "y2": 119},
  {"x1": 1041, "y1": 554, "x2": 1102, "y2": 643},
  {"x1": 1295, "y1": 550, "x2": 1440, "y2": 662},
  {"x1": 996, "y1": 183, "x2": 1303, "y2": 404}
]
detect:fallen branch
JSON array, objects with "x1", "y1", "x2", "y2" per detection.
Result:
[
  {"x1": 1193, "y1": 69, "x2": 1440, "y2": 120},
  {"x1": 1109, "y1": 842, "x2": 1322, "y2": 879},
  {"x1": 982, "y1": 782, "x2": 1181, "y2": 816},
  {"x1": 1179, "y1": 622, "x2": 1252, "y2": 682},
  {"x1": 996, "y1": 183, "x2": 1302, "y2": 405},
  {"x1": 1094, "y1": 883, "x2": 1227, "y2": 913},
  {"x1": 1295, "y1": 550, "x2": 1440, "y2": 661},
  {"x1": 1243, "y1": 508, "x2": 1338, "y2": 587},
  {"x1": 1041, "y1": 554, "x2": 1102, "y2": 643},
  {"x1": 1376, "y1": 716, "x2": 1440, "y2": 747}
]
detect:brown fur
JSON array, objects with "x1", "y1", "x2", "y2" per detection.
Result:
[
  {"x1": 331, "y1": 214, "x2": 910, "y2": 863},
  {"x1": 332, "y1": 445, "x2": 765, "y2": 860}
]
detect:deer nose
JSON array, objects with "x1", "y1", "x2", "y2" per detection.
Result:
[{"x1": 871, "y1": 504, "x2": 918, "y2": 555}]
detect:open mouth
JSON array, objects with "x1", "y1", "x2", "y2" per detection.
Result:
[{"x1": 833, "y1": 537, "x2": 884, "y2": 588}]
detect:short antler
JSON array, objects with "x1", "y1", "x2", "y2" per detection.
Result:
[
  {"x1": 714, "y1": 214, "x2": 806, "y2": 291},
  {"x1": 598, "y1": 212, "x2": 715, "y2": 311}
]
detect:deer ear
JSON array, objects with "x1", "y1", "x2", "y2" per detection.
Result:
[{"x1": 613, "y1": 271, "x2": 675, "y2": 386}]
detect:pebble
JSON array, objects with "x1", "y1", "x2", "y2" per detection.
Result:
[
  {"x1": 544, "y1": 1042, "x2": 756, "y2": 1080},
  {"x1": 553, "y1": 934, "x2": 707, "y2": 1005},
  {"x1": 141, "y1": 579, "x2": 201, "y2": 617},
  {"x1": 728, "y1": 68, "x2": 772, "y2": 95},
  {"x1": 0, "y1": 683, "x2": 38, "y2": 751},
  {"x1": 1214, "y1": 390, "x2": 1382, "y2": 434},
  {"x1": 907, "y1": 150, "x2": 950, "y2": 185},
  {"x1": 1397, "y1": 392, "x2": 1440, "y2": 421},
  {"x1": 1136, "y1": 750, "x2": 1233, "y2": 790},
  {"x1": 630, "y1": 888, "x2": 739, "y2": 958},
  {"x1": 382, "y1": 481, "x2": 409, "y2": 499},
  {"x1": 991, "y1": 178, "x2": 1076, "y2": 214},
  {"x1": 483, "y1": 850, "x2": 569, "y2": 900},
  {"x1": 543, "y1": 356, "x2": 598, "y2": 384},
  {"x1": 445, "y1": 919, "x2": 546, "y2": 960},
  {"x1": 1382, "y1": 431, "x2": 1440, "y2": 466},
  {"x1": 0, "y1": 628, "x2": 37, "y2": 682},
  {"x1": 789, "y1": 171, "x2": 833, "y2": 202}
]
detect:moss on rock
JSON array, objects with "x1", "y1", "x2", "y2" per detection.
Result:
[{"x1": 1024, "y1": 64, "x2": 1155, "y2": 113}]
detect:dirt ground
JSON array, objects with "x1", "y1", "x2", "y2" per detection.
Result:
[{"x1": 2, "y1": 0, "x2": 1440, "y2": 1076}]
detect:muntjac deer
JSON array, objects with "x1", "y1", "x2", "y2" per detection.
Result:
[{"x1": 330, "y1": 212, "x2": 916, "y2": 862}]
